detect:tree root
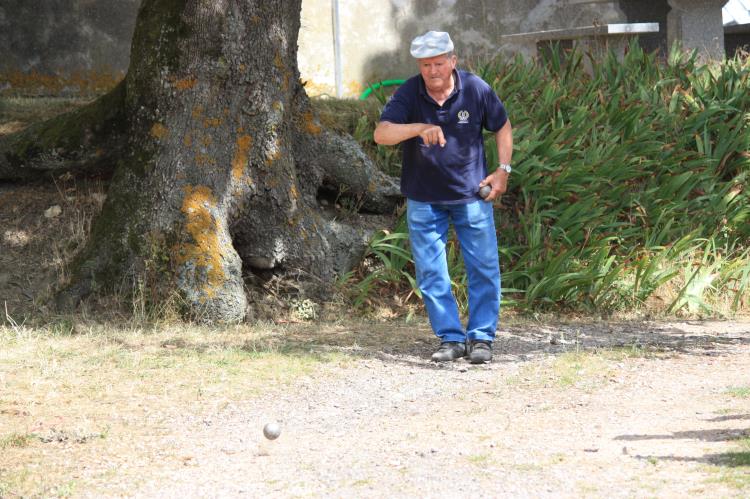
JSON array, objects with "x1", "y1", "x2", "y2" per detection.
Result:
[{"x1": 0, "y1": 81, "x2": 128, "y2": 181}]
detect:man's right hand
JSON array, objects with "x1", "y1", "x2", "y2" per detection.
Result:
[
  {"x1": 418, "y1": 124, "x2": 446, "y2": 147},
  {"x1": 374, "y1": 121, "x2": 446, "y2": 147}
]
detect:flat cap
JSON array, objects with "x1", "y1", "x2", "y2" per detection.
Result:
[{"x1": 410, "y1": 30, "x2": 454, "y2": 58}]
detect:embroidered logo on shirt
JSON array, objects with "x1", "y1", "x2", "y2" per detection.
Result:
[{"x1": 457, "y1": 110, "x2": 470, "y2": 124}]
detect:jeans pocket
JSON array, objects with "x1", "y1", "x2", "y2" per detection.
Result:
[
  {"x1": 464, "y1": 200, "x2": 494, "y2": 226},
  {"x1": 406, "y1": 199, "x2": 434, "y2": 226}
]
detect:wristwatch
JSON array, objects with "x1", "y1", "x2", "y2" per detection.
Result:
[{"x1": 498, "y1": 163, "x2": 512, "y2": 173}]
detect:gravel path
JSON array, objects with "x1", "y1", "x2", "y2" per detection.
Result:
[{"x1": 71, "y1": 320, "x2": 749, "y2": 498}]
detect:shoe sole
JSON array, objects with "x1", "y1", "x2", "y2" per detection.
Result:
[
  {"x1": 468, "y1": 351, "x2": 492, "y2": 364},
  {"x1": 431, "y1": 356, "x2": 464, "y2": 362},
  {"x1": 469, "y1": 358, "x2": 491, "y2": 364}
]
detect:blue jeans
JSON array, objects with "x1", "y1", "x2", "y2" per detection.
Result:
[{"x1": 406, "y1": 198, "x2": 501, "y2": 344}]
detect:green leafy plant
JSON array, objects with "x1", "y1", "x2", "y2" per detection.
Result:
[{"x1": 339, "y1": 41, "x2": 750, "y2": 317}]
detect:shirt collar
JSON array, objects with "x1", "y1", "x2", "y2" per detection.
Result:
[{"x1": 419, "y1": 69, "x2": 462, "y2": 105}]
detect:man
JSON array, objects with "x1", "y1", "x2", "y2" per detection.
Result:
[{"x1": 373, "y1": 30, "x2": 513, "y2": 364}]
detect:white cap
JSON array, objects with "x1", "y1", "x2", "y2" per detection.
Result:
[{"x1": 410, "y1": 31, "x2": 454, "y2": 59}]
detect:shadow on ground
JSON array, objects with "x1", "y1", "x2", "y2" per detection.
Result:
[
  {"x1": 631, "y1": 450, "x2": 750, "y2": 467},
  {"x1": 111, "y1": 318, "x2": 750, "y2": 371},
  {"x1": 277, "y1": 319, "x2": 750, "y2": 364}
]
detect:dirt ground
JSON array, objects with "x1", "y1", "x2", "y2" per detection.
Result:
[
  {"x1": 1, "y1": 319, "x2": 749, "y2": 498},
  {"x1": 0, "y1": 179, "x2": 108, "y2": 320},
  {"x1": 138, "y1": 322, "x2": 750, "y2": 499},
  {"x1": 110, "y1": 322, "x2": 750, "y2": 498}
]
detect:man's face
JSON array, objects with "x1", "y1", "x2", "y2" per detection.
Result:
[{"x1": 418, "y1": 53, "x2": 457, "y2": 94}]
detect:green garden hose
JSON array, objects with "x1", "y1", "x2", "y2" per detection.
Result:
[{"x1": 358, "y1": 79, "x2": 405, "y2": 100}]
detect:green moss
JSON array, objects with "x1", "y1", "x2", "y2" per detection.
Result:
[
  {"x1": 128, "y1": 225, "x2": 142, "y2": 255},
  {"x1": 65, "y1": 167, "x2": 144, "y2": 291},
  {"x1": 7, "y1": 80, "x2": 127, "y2": 168},
  {"x1": 130, "y1": 0, "x2": 191, "y2": 76},
  {"x1": 117, "y1": 144, "x2": 156, "y2": 179}
]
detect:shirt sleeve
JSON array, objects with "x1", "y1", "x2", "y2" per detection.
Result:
[
  {"x1": 379, "y1": 84, "x2": 412, "y2": 124},
  {"x1": 482, "y1": 85, "x2": 508, "y2": 132}
]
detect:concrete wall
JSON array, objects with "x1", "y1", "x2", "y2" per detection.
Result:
[
  {"x1": 0, "y1": 0, "x2": 139, "y2": 73},
  {"x1": 298, "y1": 0, "x2": 645, "y2": 97}
]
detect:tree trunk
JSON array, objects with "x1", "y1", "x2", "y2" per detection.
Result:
[{"x1": 2, "y1": 0, "x2": 400, "y2": 323}]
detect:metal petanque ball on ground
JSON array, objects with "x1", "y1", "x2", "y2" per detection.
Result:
[{"x1": 263, "y1": 422, "x2": 281, "y2": 440}]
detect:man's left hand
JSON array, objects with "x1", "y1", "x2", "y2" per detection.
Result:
[{"x1": 478, "y1": 170, "x2": 509, "y2": 202}]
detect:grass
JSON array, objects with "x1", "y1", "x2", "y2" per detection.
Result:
[
  {"x1": 704, "y1": 379, "x2": 750, "y2": 491},
  {"x1": 518, "y1": 348, "x2": 641, "y2": 389},
  {"x1": 0, "y1": 96, "x2": 92, "y2": 126},
  {"x1": 551, "y1": 351, "x2": 610, "y2": 388},
  {"x1": 1, "y1": 322, "x2": 349, "y2": 407},
  {"x1": 725, "y1": 386, "x2": 750, "y2": 398},
  {"x1": 0, "y1": 432, "x2": 36, "y2": 449},
  {"x1": 511, "y1": 343, "x2": 674, "y2": 391},
  {"x1": 0, "y1": 321, "x2": 355, "y2": 497},
  {"x1": 466, "y1": 452, "x2": 493, "y2": 466},
  {"x1": 705, "y1": 438, "x2": 750, "y2": 489}
]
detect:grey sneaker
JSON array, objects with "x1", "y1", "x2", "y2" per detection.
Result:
[
  {"x1": 468, "y1": 340, "x2": 492, "y2": 364},
  {"x1": 431, "y1": 342, "x2": 466, "y2": 362}
]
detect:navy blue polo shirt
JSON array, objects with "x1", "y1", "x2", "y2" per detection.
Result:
[{"x1": 380, "y1": 69, "x2": 508, "y2": 203}]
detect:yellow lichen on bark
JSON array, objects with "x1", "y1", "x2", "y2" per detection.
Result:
[
  {"x1": 150, "y1": 123, "x2": 169, "y2": 140},
  {"x1": 174, "y1": 77, "x2": 197, "y2": 91},
  {"x1": 302, "y1": 111, "x2": 321, "y2": 135},
  {"x1": 232, "y1": 135, "x2": 253, "y2": 182},
  {"x1": 273, "y1": 53, "x2": 284, "y2": 70},
  {"x1": 195, "y1": 153, "x2": 216, "y2": 167},
  {"x1": 175, "y1": 185, "x2": 225, "y2": 298},
  {"x1": 273, "y1": 51, "x2": 291, "y2": 90}
]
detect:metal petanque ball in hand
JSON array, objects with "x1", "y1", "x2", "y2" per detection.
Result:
[
  {"x1": 263, "y1": 422, "x2": 281, "y2": 440},
  {"x1": 478, "y1": 185, "x2": 491, "y2": 199}
]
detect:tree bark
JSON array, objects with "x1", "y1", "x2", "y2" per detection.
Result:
[{"x1": 3, "y1": 0, "x2": 400, "y2": 322}]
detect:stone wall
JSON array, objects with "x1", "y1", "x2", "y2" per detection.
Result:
[{"x1": 0, "y1": 0, "x2": 139, "y2": 94}]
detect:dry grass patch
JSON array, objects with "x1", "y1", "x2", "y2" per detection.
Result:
[
  {"x1": 512, "y1": 345, "x2": 672, "y2": 391},
  {"x1": 0, "y1": 322, "x2": 352, "y2": 417},
  {"x1": 0, "y1": 96, "x2": 91, "y2": 127},
  {"x1": 705, "y1": 437, "x2": 750, "y2": 489},
  {"x1": 0, "y1": 321, "x2": 357, "y2": 497}
]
